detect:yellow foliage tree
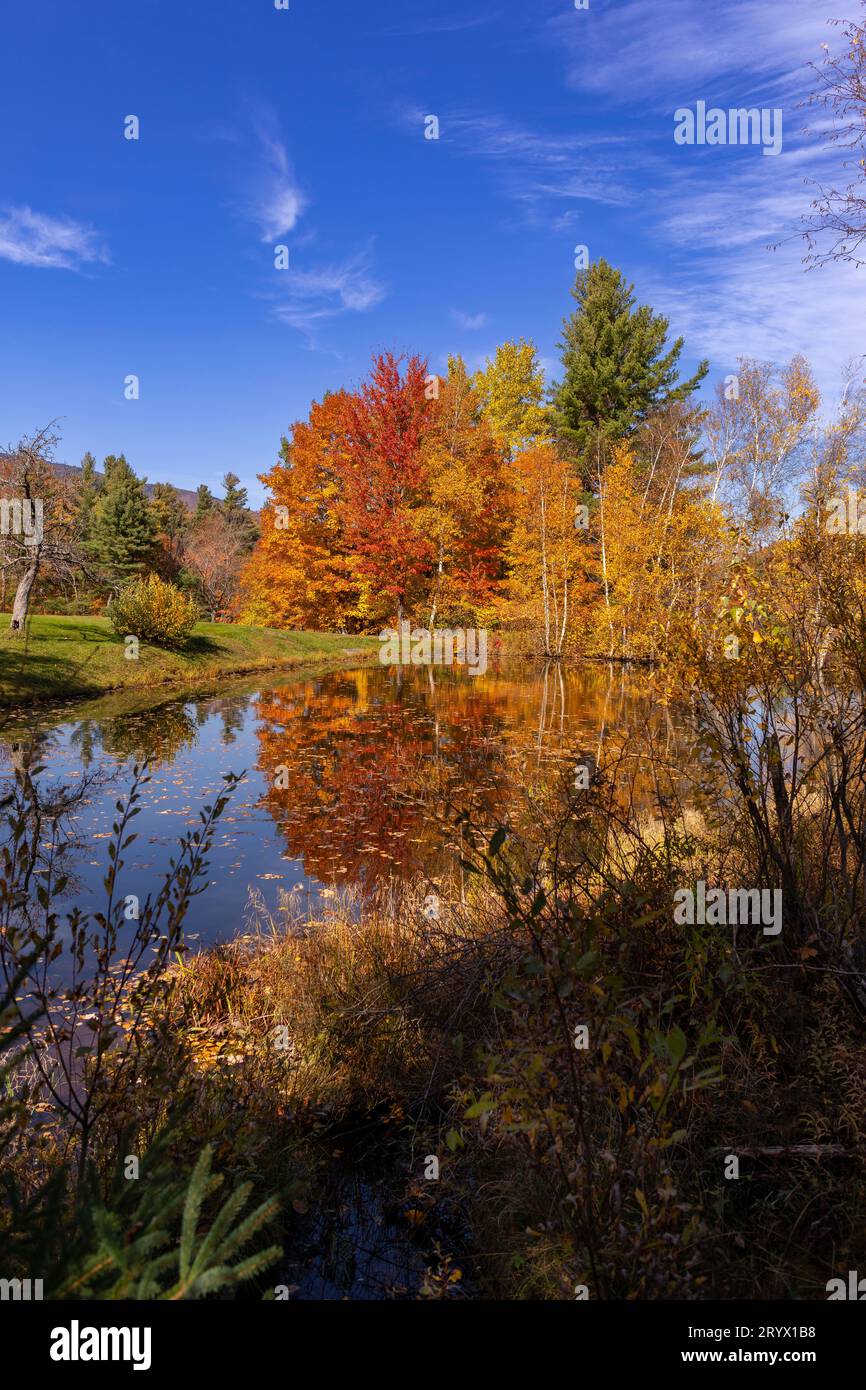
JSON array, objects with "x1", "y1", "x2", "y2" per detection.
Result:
[
  {"x1": 590, "y1": 443, "x2": 729, "y2": 659},
  {"x1": 474, "y1": 339, "x2": 551, "y2": 458},
  {"x1": 504, "y1": 443, "x2": 591, "y2": 656}
]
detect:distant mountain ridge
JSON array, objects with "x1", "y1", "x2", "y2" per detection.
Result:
[{"x1": 54, "y1": 461, "x2": 199, "y2": 511}]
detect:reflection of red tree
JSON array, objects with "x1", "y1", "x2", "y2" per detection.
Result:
[
  {"x1": 253, "y1": 664, "x2": 680, "y2": 890},
  {"x1": 254, "y1": 669, "x2": 514, "y2": 887}
]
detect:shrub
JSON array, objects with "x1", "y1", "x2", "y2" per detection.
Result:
[
  {"x1": 108, "y1": 573, "x2": 199, "y2": 648},
  {"x1": 0, "y1": 760, "x2": 282, "y2": 1299}
]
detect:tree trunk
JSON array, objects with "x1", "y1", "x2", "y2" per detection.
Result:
[
  {"x1": 539, "y1": 486, "x2": 551, "y2": 657},
  {"x1": 10, "y1": 557, "x2": 39, "y2": 634},
  {"x1": 598, "y1": 483, "x2": 615, "y2": 658},
  {"x1": 428, "y1": 544, "x2": 444, "y2": 630},
  {"x1": 595, "y1": 438, "x2": 615, "y2": 659}
]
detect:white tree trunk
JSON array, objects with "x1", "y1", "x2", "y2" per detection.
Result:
[{"x1": 10, "y1": 558, "x2": 38, "y2": 633}]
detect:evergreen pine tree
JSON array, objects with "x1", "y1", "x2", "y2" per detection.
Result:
[
  {"x1": 219, "y1": 472, "x2": 258, "y2": 552},
  {"x1": 77, "y1": 452, "x2": 102, "y2": 542},
  {"x1": 148, "y1": 482, "x2": 189, "y2": 577},
  {"x1": 91, "y1": 454, "x2": 156, "y2": 582},
  {"x1": 195, "y1": 483, "x2": 216, "y2": 522},
  {"x1": 551, "y1": 259, "x2": 708, "y2": 477},
  {"x1": 221, "y1": 472, "x2": 248, "y2": 512}
]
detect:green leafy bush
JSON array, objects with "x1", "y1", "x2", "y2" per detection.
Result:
[{"x1": 108, "y1": 573, "x2": 199, "y2": 648}]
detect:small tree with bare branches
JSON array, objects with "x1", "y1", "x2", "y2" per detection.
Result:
[
  {"x1": 801, "y1": 4, "x2": 866, "y2": 267},
  {"x1": 181, "y1": 508, "x2": 247, "y2": 622},
  {"x1": 0, "y1": 426, "x2": 89, "y2": 634}
]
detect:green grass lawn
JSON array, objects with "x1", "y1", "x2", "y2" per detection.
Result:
[{"x1": 0, "y1": 615, "x2": 379, "y2": 706}]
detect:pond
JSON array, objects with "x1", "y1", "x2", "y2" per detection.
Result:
[
  {"x1": 0, "y1": 657, "x2": 682, "y2": 1298},
  {"x1": 0, "y1": 660, "x2": 671, "y2": 951}
]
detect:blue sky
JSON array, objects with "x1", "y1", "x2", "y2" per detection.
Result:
[{"x1": 1, "y1": 0, "x2": 862, "y2": 505}]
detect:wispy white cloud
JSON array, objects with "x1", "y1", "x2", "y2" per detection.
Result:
[
  {"x1": 269, "y1": 241, "x2": 387, "y2": 343},
  {"x1": 546, "y1": 0, "x2": 841, "y2": 108},
  {"x1": 635, "y1": 122, "x2": 866, "y2": 401},
  {"x1": 656, "y1": 150, "x2": 811, "y2": 251},
  {"x1": 406, "y1": 4, "x2": 860, "y2": 403},
  {"x1": 434, "y1": 109, "x2": 630, "y2": 168},
  {"x1": 254, "y1": 183, "x2": 305, "y2": 242},
  {"x1": 399, "y1": 105, "x2": 633, "y2": 218},
  {"x1": 221, "y1": 105, "x2": 383, "y2": 346},
  {"x1": 631, "y1": 165, "x2": 865, "y2": 403},
  {"x1": 0, "y1": 206, "x2": 108, "y2": 270},
  {"x1": 229, "y1": 107, "x2": 307, "y2": 241},
  {"x1": 648, "y1": 239, "x2": 866, "y2": 408},
  {"x1": 452, "y1": 309, "x2": 488, "y2": 330}
]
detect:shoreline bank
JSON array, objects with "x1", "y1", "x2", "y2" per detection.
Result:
[{"x1": 0, "y1": 615, "x2": 379, "y2": 710}]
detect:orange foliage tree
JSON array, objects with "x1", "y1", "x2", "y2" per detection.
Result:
[
  {"x1": 241, "y1": 391, "x2": 360, "y2": 631},
  {"x1": 242, "y1": 352, "x2": 511, "y2": 632}
]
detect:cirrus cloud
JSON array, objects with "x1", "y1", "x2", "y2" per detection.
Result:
[
  {"x1": 0, "y1": 206, "x2": 108, "y2": 270},
  {"x1": 246, "y1": 120, "x2": 307, "y2": 241},
  {"x1": 269, "y1": 241, "x2": 388, "y2": 345}
]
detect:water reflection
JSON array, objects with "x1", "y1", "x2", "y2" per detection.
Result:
[{"x1": 0, "y1": 662, "x2": 669, "y2": 951}]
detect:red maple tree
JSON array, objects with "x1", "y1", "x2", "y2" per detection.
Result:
[{"x1": 339, "y1": 352, "x2": 434, "y2": 625}]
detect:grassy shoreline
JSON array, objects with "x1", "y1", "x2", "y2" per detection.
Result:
[{"x1": 0, "y1": 614, "x2": 379, "y2": 708}]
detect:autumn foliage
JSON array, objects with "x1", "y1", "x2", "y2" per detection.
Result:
[
  {"x1": 240, "y1": 264, "x2": 841, "y2": 662},
  {"x1": 107, "y1": 573, "x2": 199, "y2": 649},
  {"x1": 241, "y1": 390, "x2": 358, "y2": 631},
  {"x1": 242, "y1": 352, "x2": 510, "y2": 634},
  {"x1": 241, "y1": 344, "x2": 727, "y2": 658}
]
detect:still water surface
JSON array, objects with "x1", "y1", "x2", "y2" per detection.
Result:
[
  {"x1": 0, "y1": 662, "x2": 665, "y2": 945},
  {"x1": 1, "y1": 659, "x2": 679, "y2": 1296}
]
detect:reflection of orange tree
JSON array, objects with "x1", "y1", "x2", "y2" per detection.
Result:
[{"x1": 253, "y1": 670, "x2": 515, "y2": 887}]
